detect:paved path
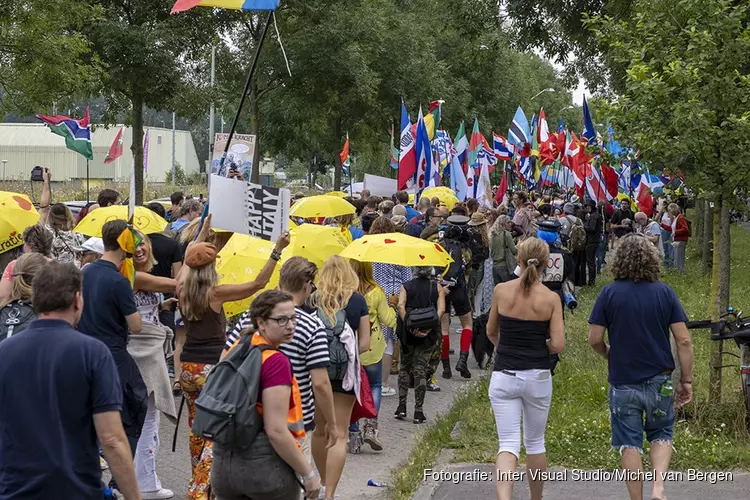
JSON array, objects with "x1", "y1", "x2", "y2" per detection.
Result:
[
  {"x1": 421, "y1": 463, "x2": 750, "y2": 500},
  {"x1": 146, "y1": 323, "x2": 477, "y2": 499}
]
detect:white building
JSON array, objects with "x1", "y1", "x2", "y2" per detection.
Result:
[{"x1": 0, "y1": 124, "x2": 200, "y2": 183}]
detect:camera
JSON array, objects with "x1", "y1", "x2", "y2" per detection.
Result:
[{"x1": 31, "y1": 166, "x2": 45, "y2": 182}]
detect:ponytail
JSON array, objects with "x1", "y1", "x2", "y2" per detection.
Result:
[{"x1": 516, "y1": 237, "x2": 549, "y2": 293}]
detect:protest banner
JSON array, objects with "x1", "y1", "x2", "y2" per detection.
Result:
[
  {"x1": 209, "y1": 174, "x2": 290, "y2": 241},
  {"x1": 363, "y1": 174, "x2": 397, "y2": 197},
  {"x1": 211, "y1": 133, "x2": 256, "y2": 180}
]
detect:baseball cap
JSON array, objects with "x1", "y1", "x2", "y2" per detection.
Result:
[{"x1": 74, "y1": 237, "x2": 104, "y2": 254}]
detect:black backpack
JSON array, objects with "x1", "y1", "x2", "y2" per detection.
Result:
[
  {"x1": 317, "y1": 308, "x2": 350, "y2": 381},
  {"x1": 192, "y1": 335, "x2": 273, "y2": 450},
  {"x1": 0, "y1": 301, "x2": 36, "y2": 342}
]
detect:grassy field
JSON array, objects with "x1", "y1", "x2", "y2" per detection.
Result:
[{"x1": 392, "y1": 225, "x2": 750, "y2": 499}]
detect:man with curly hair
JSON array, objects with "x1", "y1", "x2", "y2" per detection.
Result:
[{"x1": 587, "y1": 233, "x2": 694, "y2": 500}]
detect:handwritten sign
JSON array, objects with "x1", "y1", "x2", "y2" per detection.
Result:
[{"x1": 542, "y1": 253, "x2": 564, "y2": 283}]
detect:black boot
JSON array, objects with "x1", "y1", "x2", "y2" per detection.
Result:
[
  {"x1": 395, "y1": 403, "x2": 407, "y2": 420},
  {"x1": 441, "y1": 358, "x2": 452, "y2": 379},
  {"x1": 413, "y1": 410, "x2": 427, "y2": 424},
  {"x1": 455, "y1": 351, "x2": 471, "y2": 378}
]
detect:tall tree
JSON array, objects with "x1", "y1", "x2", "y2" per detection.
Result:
[{"x1": 590, "y1": 0, "x2": 750, "y2": 400}]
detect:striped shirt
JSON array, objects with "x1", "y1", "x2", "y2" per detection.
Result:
[{"x1": 226, "y1": 306, "x2": 329, "y2": 431}]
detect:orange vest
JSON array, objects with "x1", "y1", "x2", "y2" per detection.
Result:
[{"x1": 225, "y1": 333, "x2": 306, "y2": 447}]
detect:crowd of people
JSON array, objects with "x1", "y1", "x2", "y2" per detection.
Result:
[{"x1": 0, "y1": 173, "x2": 696, "y2": 500}]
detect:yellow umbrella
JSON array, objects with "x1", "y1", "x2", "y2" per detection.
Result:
[
  {"x1": 340, "y1": 232, "x2": 454, "y2": 268},
  {"x1": 0, "y1": 191, "x2": 40, "y2": 252},
  {"x1": 216, "y1": 225, "x2": 348, "y2": 316},
  {"x1": 216, "y1": 234, "x2": 281, "y2": 317},
  {"x1": 287, "y1": 224, "x2": 349, "y2": 268},
  {"x1": 288, "y1": 218, "x2": 299, "y2": 230},
  {"x1": 421, "y1": 186, "x2": 459, "y2": 210},
  {"x1": 290, "y1": 195, "x2": 355, "y2": 218},
  {"x1": 74, "y1": 205, "x2": 167, "y2": 237},
  {"x1": 326, "y1": 191, "x2": 348, "y2": 198}
]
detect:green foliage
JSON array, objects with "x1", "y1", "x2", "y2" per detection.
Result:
[
  {"x1": 588, "y1": 0, "x2": 750, "y2": 194},
  {"x1": 0, "y1": 0, "x2": 101, "y2": 114},
  {"x1": 449, "y1": 230, "x2": 750, "y2": 470}
]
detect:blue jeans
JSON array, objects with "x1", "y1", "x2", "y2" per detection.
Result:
[
  {"x1": 609, "y1": 374, "x2": 674, "y2": 452},
  {"x1": 661, "y1": 229, "x2": 674, "y2": 269},
  {"x1": 350, "y1": 361, "x2": 383, "y2": 432}
]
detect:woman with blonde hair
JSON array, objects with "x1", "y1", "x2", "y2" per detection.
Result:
[
  {"x1": 0, "y1": 253, "x2": 47, "y2": 340},
  {"x1": 128, "y1": 232, "x2": 178, "y2": 499},
  {"x1": 176, "y1": 214, "x2": 290, "y2": 500},
  {"x1": 348, "y1": 260, "x2": 396, "y2": 453},
  {"x1": 486, "y1": 237, "x2": 565, "y2": 500},
  {"x1": 309, "y1": 255, "x2": 370, "y2": 500}
]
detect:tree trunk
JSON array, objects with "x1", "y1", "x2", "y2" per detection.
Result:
[
  {"x1": 709, "y1": 195, "x2": 728, "y2": 402},
  {"x1": 131, "y1": 92, "x2": 145, "y2": 205},
  {"x1": 702, "y1": 198, "x2": 713, "y2": 273},
  {"x1": 333, "y1": 116, "x2": 342, "y2": 191},
  {"x1": 694, "y1": 197, "x2": 705, "y2": 256},
  {"x1": 249, "y1": 79, "x2": 262, "y2": 185}
]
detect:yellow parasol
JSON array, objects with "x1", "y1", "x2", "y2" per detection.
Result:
[
  {"x1": 326, "y1": 191, "x2": 349, "y2": 198},
  {"x1": 216, "y1": 225, "x2": 348, "y2": 317},
  {"x1": 421, "y1": 186, "x2": 459, "y2": 210},
  {"x1": 0, "y1": 191, "x2": 41, "y2": 252},
  {"x1": 289, "y1": 195, "x2": 355, "y2": 218},
  {"x1": 74, "y1": 205, "x2": 167, "y2": 237},
  {"x1": 339, "y1": 232, "x2": 454, "y2": 268}
]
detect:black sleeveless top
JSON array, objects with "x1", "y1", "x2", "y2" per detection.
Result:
[
  {"x1": 493, "y1": 314, "x2": 551, "y2": 371},
  {"x1": 401, "y1": 277, "x2": 439, "y2": 347}
]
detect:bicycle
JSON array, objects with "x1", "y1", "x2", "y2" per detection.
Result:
[{"x1": 686, "y1": 307, "x2": 750, "y2": 430}]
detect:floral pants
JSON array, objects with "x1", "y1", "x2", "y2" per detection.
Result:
[{"x1": 180, "y1": 362, "x2": 215, "y2": 500}]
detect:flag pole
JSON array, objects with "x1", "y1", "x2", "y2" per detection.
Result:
[
  {"x1": 217, "y1": 11, "x2": 273, "y2": 179},
  {"x1": 86, "y1": 160, "x2": 90, "y2": 203}
]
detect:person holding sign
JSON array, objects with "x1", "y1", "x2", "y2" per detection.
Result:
[{"x1": 176, "y1": 214, "x2": 290, "y2": 500}]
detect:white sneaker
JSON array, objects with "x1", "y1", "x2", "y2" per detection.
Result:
[
  {"x1": 318, "y1": 486, "x2": 326, "y2": 499},
  {"x1": 381, "y1": 386, "x2": 396, "y2": 397},
  {"x1": 141, "y1": 489, "x2": 174, "y2": 500}
]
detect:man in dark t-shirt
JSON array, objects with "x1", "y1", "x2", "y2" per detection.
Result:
[
  {"x1": 588, "y1": 234, "x2": 693, "y2": 500},
  {"x1": 0, "y1": 262, "x2": 139, "y2": 499},
  {"x1": 77, "y1": 220, "x2": 146, "y2": 457}
]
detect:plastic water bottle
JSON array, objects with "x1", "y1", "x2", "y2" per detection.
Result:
[
  {"x1": 104, "y1": 488, "x2": 116, "y2": 500},
  {"x1": 368, "y1": 479, "x2": 387, "y2": 487}
]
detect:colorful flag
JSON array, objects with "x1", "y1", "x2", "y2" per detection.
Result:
[
  {"x1": 143, "y1": 129, "x2": 150, "y2": 174},
  {"x1": 414, "y1": 107, "x2": 432, "y2": 191},
  {"x1": 453, "y1": 122, "x2": 469, "y2": 174},
  {"x1": 557, "y1": 117, "x2": 565, "y2": 133},
  {"x1": 36, "y1": 106, "x2": 93, "y2": 160},
  {"x1": 104, "y1": 127, "x2": 124, "y2": 164},
  {"x1": 493, "y1": 133, "x2": 515, "y2": 161},
  {"x1": 508, "y1": 106, "x2": 530, "y2": 147},
  {"x1": 475, "y1": 149, "x2": 493, "y2": 209},
  {"x1": 340, "y1": 133, "x2": 350, "y2": 174},
  {"x1": 171, "y1": 0, "x2": 279, "y2": 14},
  {"x1": 494, "y1": 169, "x2": 508, "y2": 205},
  {"x1": 389, "y1": 123, "x2": 399, "y2": 170},
  {"x1": 618, "y1": 162, "x2": 632, "y2": 193},
  {"x1": 585, "y1": 166, "x2": 611, "y2": 203},
  {"x1": 582, "y1": 96, "x2": 597, "y2": 144},
  {"x1": 467, "y1": 117, "x2": 483, "y2": 183},
  {"x1": 449, "y1": 149, "x2": 469, "y2": 202},
  {"x1": 432, "y1": 130, "x2": 452, "y2": 178},
  {"x1": 600, "y1": 162, "x2": 619, "y2": 198},
  {"x1": 423, "y1": 100, "x2": 443, "y2": 141},
  {"x1": 398, "y1": 101, "x2": 416, "y2": 190}
]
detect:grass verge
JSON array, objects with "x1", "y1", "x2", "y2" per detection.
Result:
[
  {"x1": 393, "y1": 225, "x2": 750, "y2": 499},
  {"x1": 452, "y1": 225, "x2": 750, "y2": 470}
]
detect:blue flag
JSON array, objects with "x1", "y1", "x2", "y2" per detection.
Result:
[
  {"x1": 508, "y1": 106, "x2": 530, "y2": 147},
  {"x1": 582, "y1": 96, "x2": 597, "y2": 143}
]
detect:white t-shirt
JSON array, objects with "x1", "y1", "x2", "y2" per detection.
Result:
[{"x1": 642, "y1": 221, "x2": 664, "y2": 257}]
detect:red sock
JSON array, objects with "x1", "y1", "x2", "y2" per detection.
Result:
[
  {"x1": 460, "y1": 328, "x2": 472, "y2": 352},
  {"x1": 441, "y1": 335, "x2": 450, "y2": 359}
]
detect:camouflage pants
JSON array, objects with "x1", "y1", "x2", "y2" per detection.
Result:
[
  {"x1": 398, "y1": 343, "x2": 436, "y2": 412},
  {"x1": 426, "y1": 333, "x2": 442, "y2": 381}
]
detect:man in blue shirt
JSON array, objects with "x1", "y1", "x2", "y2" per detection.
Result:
[
  {"x1": 396, "y1": 190, "x2": 419, "y2": 222},
  {"x1": 77, "y1": 220, "x2": 145, "y2": 458},
  {"x1": 588, "y1": 233, "x2": 693, "y2": 500},
  {"x1": 0, "y1": 261, "x2": 140, "y2": 499},
  {"x1": 167, "y1": 198, "x2": 202, "y2": 236}
]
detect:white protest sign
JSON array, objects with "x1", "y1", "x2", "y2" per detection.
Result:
[
  {"x1": 364, "y1": 173, "x2": 397, "y2": 197},
  {"x1": 208, "y1": 174, "x2": 290, "y2": 242},
  {"x1": 542, "y1": 253, "x2": 564, "y2": 283}
]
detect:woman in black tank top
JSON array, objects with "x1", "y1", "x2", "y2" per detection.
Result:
[{"x1": 485, "y1": 237, "x2": 565, "y2": 500}]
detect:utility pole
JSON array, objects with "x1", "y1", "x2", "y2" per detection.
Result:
[
  {"x1": 1, "y1": 160, "x2": 6, "y2": 182},
  {"x1": 208, "y1": 45, "x2": 216, "y2": 171},
  {"x1": 171, "y1": 112, "x2": 176, "y2": 186}
]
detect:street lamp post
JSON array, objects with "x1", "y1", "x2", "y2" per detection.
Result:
[
  {"x1": 1, "y1": 160, "x2": 6, "y2": 182},
  {"x1": 530, "y1": 88, "x2": 555, "y2": 100}
]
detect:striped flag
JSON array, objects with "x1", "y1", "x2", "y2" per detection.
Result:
[
  {"x1": 508, "y1": 106, "x2": 530, "y2": 147},
  {"x1": 453, "y1": 122, "x2": 469, "y2": 174},
  {"x1": 340, "y1": 133, "x2": 350, "y2": 174},
  {"x1": 36, "y1": 106, "x2": 93, "y2": 160},
  {"x1": 493, "y1": 133, "x2": 515, "y2": 161},
  {"x1": 171, "y1": 0, "x2": 279, "y2": 14},
  {"x1": 398, "y1": 101, "x2": 417, "y2": 190}
]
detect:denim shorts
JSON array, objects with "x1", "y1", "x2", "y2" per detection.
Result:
[{"x1": 609, "y1": 374, "x2": 674, "y2": 452}]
